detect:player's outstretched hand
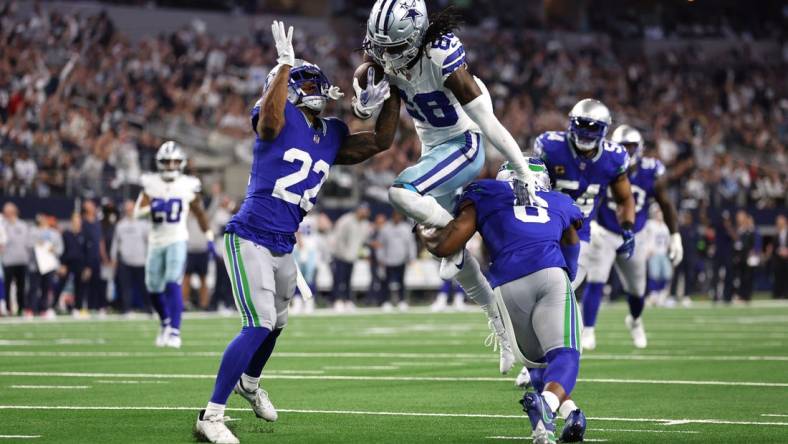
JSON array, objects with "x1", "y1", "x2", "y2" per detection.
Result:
[
  {"x1": 668, "y1": 232, "x2": 683, "y2": 266},
  {"x1": 352, "y1": 67, "x2": 390, "y2": 118},
  {"x1": 616, "y1": 229, "x2": 635, "y2": 259},
  {"x1": 271, "y1": 20, "x2": 295, "y2": 66}
]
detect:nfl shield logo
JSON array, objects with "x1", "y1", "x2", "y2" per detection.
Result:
[
  {"x1": 555, "y1": 165, "x2": 565, "y2": 175},
  {"x1": 313, "y1": 134, "x2": 320, "y2": 144}
]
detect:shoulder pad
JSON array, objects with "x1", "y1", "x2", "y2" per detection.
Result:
[{"x1": 426, "y1": 33, "x2": 466, "y2": 79}]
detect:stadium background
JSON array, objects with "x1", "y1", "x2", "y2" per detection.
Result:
[{"x1": 1, "y1": 0, "x2": 785, "y2": 316}]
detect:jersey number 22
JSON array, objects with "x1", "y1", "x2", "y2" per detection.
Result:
[{"x1": 272, "y1": 148, "x2": 329, "y2": 213}]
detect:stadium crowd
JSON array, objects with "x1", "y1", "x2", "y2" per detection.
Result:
[{"x1": 0, "y1": 3, "x2": 786, "y2": 317}]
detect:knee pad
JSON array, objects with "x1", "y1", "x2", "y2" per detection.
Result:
[{"x1": 543, "y1": 348, "x2": 581, "y2": 395}]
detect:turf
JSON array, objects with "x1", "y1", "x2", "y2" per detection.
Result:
[{"x1": 0, "y1": 300, "x2": 787, "y2": 443}]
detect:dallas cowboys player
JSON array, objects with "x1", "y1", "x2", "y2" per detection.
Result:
[
  {"x1": 195, "y1": 21, "x2": 399, "y2": 444},
  {"x1": 358, "y1": 0, "x2": 536, "y2": 373},
  {"x1": 134, "y1": 141, "x2": 213, "y2": 349},
  {"x1": 585, "y1": 125, "x2": 682, "y2": 349},
  {"x1": 418, "y1": 159, "x2": 587, "y2": 444}
]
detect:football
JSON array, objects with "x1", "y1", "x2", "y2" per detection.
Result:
[{"x1": 353, "y1": 61, "x2": 385, "y2": 89}]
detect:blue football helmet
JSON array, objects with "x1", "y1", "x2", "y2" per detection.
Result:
[
  {"x1": 265, "y1": 59, "x2": 332, "y2": 113},
  {"x1": 568, "y1": 99, "x2": 612, "y2": 152},
  {"x1": 610, "y1": 124, "x2": 644, "y2": 167}
]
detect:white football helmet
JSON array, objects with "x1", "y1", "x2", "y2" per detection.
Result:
[
  {"x1": 497, "y1": 157, "x2": 551, "y2": 191},
  {"x1": 156, "y1": 141, "x2": 186, "y2": 181},
  {"x1": 610, "y1": 124, "x2": 644, "y2": 167},
  {"x1": 568, "y1": 99, "x2": 612, "y2": 152},
  {"x1": 364, "y1": 0, "x2": 429, "y2": 75}
]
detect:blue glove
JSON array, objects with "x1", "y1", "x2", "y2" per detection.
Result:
[
  {"x1": 617, "y1": 228, "x2": 635, "y2": 259},
  {"x1": 206, "y1": 240, "x2": 217, "y2": 259}
]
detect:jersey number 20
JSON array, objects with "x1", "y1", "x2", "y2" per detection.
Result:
[
  {"x1": 151, "y1": 198, "x2": 183, "y2": 224},
  {"x1": 272, "y1": 148, "x2": 329, "y2": 212}
]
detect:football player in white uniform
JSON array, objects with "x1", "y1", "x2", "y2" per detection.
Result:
[
  {"x1": 134, "y1": 141, "x2": 215, "y2": 348},
  {"x1": 357, "y1": 0, "x2": 537, "y2": 374}
]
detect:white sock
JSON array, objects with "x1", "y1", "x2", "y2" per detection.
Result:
[
  {"x1": 240, "y1": 373, "x2": 259, "y2": 392},
  {"x1": 205, "y1": 402, "x2": 225, "y2": 419},
  {"x1": 558, "y1": 399, "x2": 579, "y2": 419},
  {"x1": 388, "y1": 187, "x2": 452, "y2": 227},
  {"x1": 454, "y1": 255, "x2": 494, "y2": 307},
  {"x1": 541, "y1": 391, "x2": 560, "y2": 413}
]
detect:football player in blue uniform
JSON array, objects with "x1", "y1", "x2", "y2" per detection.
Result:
[
  {"x1": 195, "y1": 21, "x2": 399, "y2": 444},
  {"x1": 418, "y1": 159, "x2": 586, "y2": 444},
  {"x1": 585, "y1": 125, "x2": 682, "y2": 349},
  {"x1": 358, "y1": 0, "x2": 539, "y2": 374}
]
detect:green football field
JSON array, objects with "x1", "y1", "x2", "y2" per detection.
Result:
[{"x1": 1, "y1": 301, "x2": 787, "y2": 443}]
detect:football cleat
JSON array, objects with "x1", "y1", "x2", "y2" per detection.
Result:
[
  {"x1": 155, "y1": 325, "x2": 170, "y2": 347},
  {"x1": 515, "y1": 367, "x2": 532, "y2": 388},
  {"x1": 485, "y1": 318, "x2": 515, "y2": 374},
  {"x1": 195, "y1": 409, "x2": 239, "y2": 444},
  {"x1": 559, "y1": 409, "x2": 587, "y2": 443},
  {"x1": 625, "y1": 315, "x2": 647, "y2": 349},
  {"x1": 581, "y1": 328, "x2": 596, "y2": 351},
  {"x1": 234, "y1": 382, "x2": 278, "y2": 422},
  {"x1": 164, "y1": 331, "x2": 181, "y2": 349},
  {"x1": 521, "y1": 392, "x2": 557, "y2": 444},
  {"x1": 430, "y1": 293, "x2": 448, "y2": 312}
]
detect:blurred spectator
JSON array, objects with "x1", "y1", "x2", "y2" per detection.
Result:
[
  {"x1": 710, "y1": 210, "x2": 736, "y2": 303},
  {"x1": 81, "y1": 200, "x2": 108, "y2": 313},
  {"x1": 671, "y1": 212, "x2": 699, "y2": 306},
  {"x1": 365, "y1": 213, "x2": 387, "y2": 306},
  {"x1": 377, "y1": 211, "x2": 416, "y2": 311},
  {"x1": 184, "y1": 215, "x2": 210, "y2": 310},
  {"x1": 0, "y1": 213, "x2": 6, "y2": 315},
  {"x1": 430, "y1": 280, "x2": 466, "y2": 312},
  {"x1": 111, "y1": 200, "x2": 149, "y2": 314},
  {"x1": 56, "y1": 213, "x2": 89, "y2": 316},
  {"x1": 1, "y1": 202, "x2": 30, "y2": 315},
  {"x1": 732, "y1": 211, "x2": 761, "y2": 303},
  {"x1": 645, "y1": 206, "x2": 672, "y2": 306},
  {"x1": 29, "y1": 214, "x2": 63, "y2": 318},
  {"x1": 330, "y1": 203, "x2": 371, "y2": 311},
  {"x1": 768, "y1": 215, "x2": 788, "y2": 299}
]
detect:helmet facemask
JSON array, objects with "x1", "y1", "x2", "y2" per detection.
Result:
[
  {"x1": 364, "y1": 34, "x2": 423, "y2": 76},
  {"x1": 156, "y1": 141, "x2": 186, "y2": 181},
  {"x1": 290, "y1": 64, "x2": 331, "y2": 113},
  {"x1": 569, "y1": 117, "x2": 609, "y2": 152}
]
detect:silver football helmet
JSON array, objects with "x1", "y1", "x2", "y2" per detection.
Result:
[
  {"x1": 156, "y1": 141, "x2": 186, "y2": 181},
  {"x1": 568, "y1": 99, "x2": 612, "y2": 152},
  {"x1": 364, "y1": 0, "x2": 429, "y2": 75},
  {"x1": 610, "y1": 124, "x2": 644, "y2": 167}
]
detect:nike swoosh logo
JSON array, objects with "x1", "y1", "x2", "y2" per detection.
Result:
[{"x1": 456, "y1": 251, "x2": 465, "y2": 269}]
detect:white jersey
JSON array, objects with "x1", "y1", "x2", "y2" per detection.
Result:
[
  {"x1": 141, "y1": 173, "x2": 201, "y2": 248},
  {"x1": 644, "y1": 219, "x2": 670, "y2": 256},
  {"x1": 386, "y1": 33, "x2": 478, "y2": 149}
]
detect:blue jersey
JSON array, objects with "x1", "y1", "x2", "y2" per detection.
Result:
[
  {"x1": 534, "y1": 131, "x2": 629, "y2": 241},
  {"x1": 226, "y1": 100, "x2": 349, "y2": 254},
  {"x1": 458, "y1": 180, "x2": 583, "y2": 288},
  {"x1": 597, "y1": 157, "x2": 665, "y2": 235}
]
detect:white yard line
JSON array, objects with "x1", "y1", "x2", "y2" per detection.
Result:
[
  {"x1": 0, "y1": 371, "x2": 786, "y2": 387},
  {"x1": 762, "y1": 414, "x2": 788, "y2": 417},
  {"x1": 9, "y1": 385, "x2": 90, "y2": 389},
  {"x1": 94, "y1": 380, "x2": 169, "y2": 384},
  {"x1": 0, "y1": 436, "x2": 41, "y2": 439},
  {"x1": 321, "y1": 366, "x2": 400, "y2": 371},
  {"x1": 0, "y1": 405, "x2": 785, "y2": 427}
]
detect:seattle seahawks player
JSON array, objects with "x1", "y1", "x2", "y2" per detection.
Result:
[
  {"x1": 134, "y1": 141, "x2": 213, "y2": 349},
  {"x1": 418, "y1": 159, "x2": 587, "y2": 444},
  {"x1": 584, "y1": 125, "x2": 682, "y2": 349},
  {"x1": 358, "y1": 0, "x2": 536, "y2": 373},
  {"x1": 195, "y1": 21, "x2": 399, "y2": 444}
]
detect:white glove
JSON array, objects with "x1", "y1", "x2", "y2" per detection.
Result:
[
  {"x1": 327, "y1": 85, "x2": 344, "y2": 100},
  {"x1": 271, "y1": 20, "x2": 295, "y2": 66},
  {"x1": 352, "y1": 67, "x2": 390, "y2": 119},
  {"x1": 668, "y1": 232, "x2": 683, "y2": 266}
]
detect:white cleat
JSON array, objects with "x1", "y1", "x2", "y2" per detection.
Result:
[
  {"x1": 332, "y1": 300, "x2": 345, "y2": 313},
  {"x1": 439, "y1": 249, "x2": 465, "y2": 281},
  {"x1": 452, "y1": 294, "x2": 467, "y2": 311},
  {"x1": 155, "y1": 326, "x2": 170, "y2": 348},
  {"x1": 625, "y1": 315, "x2": 647, "y2": 349},
  {"x1": 515, "y1": 366, "x2": 531, "y2": 388},
  {"x1": 485, "y1": 318, "x2": 515, "y2": 374},
  {"x1": 430, "y1": 294, "x2": 448, "y2": 312},
  {"x1": 234, "y1": 382, "x2": 278, "y2": 422},
  {"x1": 581, "y1": 327, "x2": 596, "y2": 351},
  {"x1": 195, "y1": 409, "x2": 239, "y2": 444},
  {"x1": 381, "y1": 302, "x2": 394, "y2": 312},
  {"x1": 164, "y1": 332, "x2": 181, "y2": 349},
  {"x1": 397, "y1": 301, "x2": 409, "y2": 312}
]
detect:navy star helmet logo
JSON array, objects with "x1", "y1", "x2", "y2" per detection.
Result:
[
  {"x1": 402, "y1": 7, "x2": 422, "y2": 25},
  {"x1": 555, "y1": 165, "x2": 565, "y2": 175}
]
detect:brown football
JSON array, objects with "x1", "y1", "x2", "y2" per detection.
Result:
[{"x1": 353, "y1": 61, "x2": 385, "y2": 88}]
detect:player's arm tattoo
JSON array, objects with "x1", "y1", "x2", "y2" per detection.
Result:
[
  {"x1": 444, "y1": 66, "x2": 481, "y2": 104},
  {"x1": 189, "y1": 196, "x2": 211, "y2": 233},
  {"x1": 653, "y1": 178, "x2": 679, "y2": 233},
  {"x1": 611, "y1": 173, "x2": 635, "y2": 228},
  {"x1": 335, "y1": 86, "x2": 401, "y2": 165},
  {"x1": 258, "y1": 65, "x2": 291, "y2": 140},
  {"x1": 419, "y1": 201, "x2": 477, "y2": 257}
]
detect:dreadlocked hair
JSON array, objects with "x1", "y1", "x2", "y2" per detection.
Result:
[{"x1": 420, "y1": 6, "x2": 464, "y2": 51}]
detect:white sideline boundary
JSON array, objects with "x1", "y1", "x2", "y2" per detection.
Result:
[
  {"x1": 0, "y1": 371, "x2": 787, "y2": 387},
  {"x1": 0, "y1": 405, "x2": 786, "y2": 427},
  {"x1": 1, "y1": 350, "x2": 787, "y2": 363}
]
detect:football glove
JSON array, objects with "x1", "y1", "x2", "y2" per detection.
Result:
[
  {"x1": 352, "y1": 67, "x2": 390, "y2": 119},
  {"x1": 271, "y1": 20, "x2": 295, "y2": 66},
  {"x1": 616, "y1": 228, "x2": 635, "y2": 259},
  {"x1": 668, "y1": 232, "x2": 683, "y2": 266}
]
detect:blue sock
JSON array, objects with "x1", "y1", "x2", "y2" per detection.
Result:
[
  {"x1": 245, "y1": 328, "x2": 283, "y2": 378},
  {"x1": 647, "y1": 278, "x2": 658, "y2": 294},
  {"x1": 440, "y1": 280, "x2": 452, "y2": 294},
  {"x1": 582, "y1": 283, "x2": 604, "y2": 327},
  {"x1": 210, "y1": 327, "x2": 270, "y2": 405},
  {"x1": 150, "y1": 292, "x2": 170, "y2": 326},
  {"x1": 0, "y1": 277, "x2": 5, "y2": 301},
  {"x1": 543, "y1": 348, "x2": 581, "y2": 395},
  {"x1": 528, "y1": 367, "x2": 545, "y2": 393},
  {"x1": 626, "y1": 292, "x2": 645, "y2": 319},
  {"x1": 165, "y1": 282, "x2": 182, "y2": 330}
]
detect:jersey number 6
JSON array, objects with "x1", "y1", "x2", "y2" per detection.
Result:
[{"x1": 272, "y1": 148, "x2": 329, "y2": 213}]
